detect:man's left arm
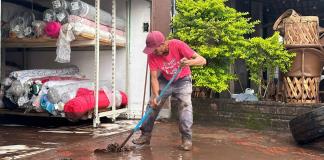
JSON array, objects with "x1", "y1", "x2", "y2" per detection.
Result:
[{"x1": 180, "y1": 53, "x2": 206, "y2": 67}]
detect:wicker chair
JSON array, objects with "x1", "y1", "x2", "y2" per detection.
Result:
[{"x1": 274, "y1": 9, "x2": 324, "y2": 103}]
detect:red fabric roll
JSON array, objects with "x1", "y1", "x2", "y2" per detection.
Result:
[
  {"x1": 64, "y1": 88, "x2": 110, "y2": 120},
  {"x1": 44, "y1": 22, "x2": 61, "y2": 38},
  {"x1": 119, "y1": 90, "x2": 128, "y2": 106}
]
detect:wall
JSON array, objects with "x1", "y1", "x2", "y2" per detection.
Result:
[
  {"x1": 152, "y1": 0, "x2": 172, "y2": 37},
  {"x1": 127, "y1": 0, "x2": 151, "y2": 118},
  {"x1": 172, "y1": 98, "x2": 321, "y2": 131}
]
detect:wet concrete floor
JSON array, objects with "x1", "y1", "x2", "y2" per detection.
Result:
[
  {"x1": 1, "y1": 117, "x2": 322, "y2": 160},
  {"x1": 0, "y1": 115, "x2": 136, "y2": 159}
]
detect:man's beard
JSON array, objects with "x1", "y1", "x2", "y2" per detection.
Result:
[{"x1": 161, "y1": 50, "x2": 169, "y2": 56}]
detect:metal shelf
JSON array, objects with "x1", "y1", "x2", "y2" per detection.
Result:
[
  {"x1": 2, "y1": 35, "x2": 125, "y2": 48},
  {"x1": 0, "y1": 0, "x2": 128, "y2": 127}
]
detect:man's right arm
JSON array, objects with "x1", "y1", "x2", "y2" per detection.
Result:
[{"x1": 150, "y1": 70, "x2": 159, "y2": 107}]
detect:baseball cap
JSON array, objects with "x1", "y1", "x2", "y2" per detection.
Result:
[{"x1": 143, "y1": 31, "x2": 165, "y2": 54}]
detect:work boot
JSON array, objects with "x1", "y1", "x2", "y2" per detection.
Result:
[
  {"x1": 179, "y1": 139, "x2": 192, "y2": 151},
  {"x1": 132, "y1": 134, "x2": 151, "y2": 145}
]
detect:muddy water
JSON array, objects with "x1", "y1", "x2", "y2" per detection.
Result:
[
  {"x1": 0, "y1": 115, "x2": 137, "y2": 159},
  {"x1": 28, "y1": 122, "x2": 324, "y2": 160}
]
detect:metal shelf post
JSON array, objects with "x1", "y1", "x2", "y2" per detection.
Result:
[
  {"x1": 112, "y1": 0, "x2": 117, "y2": 121},
  {"x1": 93, "y1": 0, "x2": 101, "y2": 127}
]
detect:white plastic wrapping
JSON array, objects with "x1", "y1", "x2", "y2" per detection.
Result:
[
  {"x1": 9, "y1": 11, "x2": 35, "y2": 38},
  {"x1": 69, "y1": 0, "x2": 126, "y2": 30},
  {"x1": 56, "y1": 23, "x2": 76, "y2": 63},
  {"x1": 43, "y1": 9, "x2": 56, "y2": 22},
  {"x1": 32, "y1": 21, "x2": 46, "y2": 38},
  {"x1": 9, "y1": 16, "x2": 25, "y2": 38},
  {"x1": 55, "y1": 9, "x2": 69, "y2": 24},
  {"x1": 52, "y1": 0, "x2": 70, "y2": 12}
]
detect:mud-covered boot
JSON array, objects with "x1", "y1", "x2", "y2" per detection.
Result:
[
  {"x1": 179, "y1": 139, "x2": 192, "y2": 151},
  {"x1": 132, "y1": 134, "x2": 151, "y2": 145}
]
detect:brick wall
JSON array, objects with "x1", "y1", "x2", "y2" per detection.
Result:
[{"x1": 171, "y1": 98, "x2": 323, "y2": 131}]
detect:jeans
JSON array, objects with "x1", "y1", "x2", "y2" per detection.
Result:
[{"x1": 141, "y1": 75, "x2": 193, "y2": 140}]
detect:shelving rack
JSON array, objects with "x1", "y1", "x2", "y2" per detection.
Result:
[{"x1": 0, "y1": 0, "x2": 128, "y2": 127}]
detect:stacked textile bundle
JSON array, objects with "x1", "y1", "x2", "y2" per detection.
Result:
[
  {"x1": 1, "y1": 66, "x2": 128, "y2": 121},
  {"x1": 3, "y1": 0, "x2": 126, "y2": 39}
]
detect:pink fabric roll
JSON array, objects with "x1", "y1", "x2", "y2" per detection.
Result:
[
  {"x1": 44, "y1": 22, "x2": 61, "y2": 38},
  {"x1": 68, "y1": 15, "x2": 125, "y2": 36}
]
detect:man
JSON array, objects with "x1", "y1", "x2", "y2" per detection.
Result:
[{"x1": 132, "y1": 31, "x2": 206, "y2": 151}]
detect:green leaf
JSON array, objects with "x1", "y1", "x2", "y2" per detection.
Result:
[{"x1": 171, "y1": 0, "x2": 295, "y2": 93}]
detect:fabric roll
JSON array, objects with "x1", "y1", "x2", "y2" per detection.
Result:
[
  {"x1": 69, "y1": 0, "x2": 111, "y2": 27},
  {"x1": 105, "y1": 90, "x2": 122, "y2": 108},
  {"x1": 64, "y1": 88, "x2": 110, "y2": 121},
  {"x1": 43, "y1": 9, "x2": 56, "y2": 22},
  {"x1": 56, "y1": 23, "x2": 75, "y2": 63},
  {"x1": 119, "y1": 91, "x2": 128, "y2": 106},
  {"x1": 69, "y1": 0, "x2": 126, "y2": 30},
  {"x1": 9, "y1": 66, "x2": 80, "y2": 82},
  {"x1": 3, "y1": 97, "x2": 19, "y2": 110},
  {"x1": 2, "y1": 2, "x2": 41, "y2": 23},
  {"x1": 32, "y1": 80, "x2": 85, "y2": 109},
  {"x1": 70, "y1": 22, "x2": 112, "y2": 40},
  {"x1": 47, "y1": 81, "x2": 94, "y2": 104},
  {"x1": 5, "y1": 80, "x2": 31, "y2": 107},
  {"x1": 68, "y1": 15, "x2": 126, "y2": 44},
  {"x1": 32, "y1": 21, "x2": 46, "y2": 38},
  {"x1": 55, "y1": 9, "x2": 69, "y2": 24},
  {"x1": 45, "y1": 21, "x2": 62, "y2": 38},
  {"x1": 21, "y1": 12, "x2": 35, "y2": 37},
  {"x1": 1, "y1": 78, "x2": 13, "y2": 87},
  {"x1": 52, "y1": 0, "x2": 70, "y2": 12},
  {"x1": 40, "y1": 95, "x2": 56, "y2": 115},
  {"x1": 9, "y1": 16, "x2": 25, "y2": 38},
  {"x1": 6, "y1": 80, "x2": 25, "y2": 98}
]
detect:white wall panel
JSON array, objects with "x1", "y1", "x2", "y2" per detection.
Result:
[{"x1": 128, "y1": 0, "x2": 151, "y2": 118}]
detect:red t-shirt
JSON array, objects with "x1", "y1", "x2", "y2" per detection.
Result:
[{"x1": 148, "y1": 39, "x2": 195, "y2": 80}]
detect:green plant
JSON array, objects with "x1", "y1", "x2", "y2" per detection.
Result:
[
  {"x1": 244, "y1": 33, "x2": 295, "y2": 97},
  {"x1": 171, "y1": 0, "x2": 295, "y2": 96}
]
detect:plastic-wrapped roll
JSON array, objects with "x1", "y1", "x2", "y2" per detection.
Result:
[
  {"x1": 69, "y1": 0, "x2": 113, "y2": 28},
  {"x1": 9, "y1": 66, "x2": 80, "y2": 81},
  {"x1": 9, "y1": 16, "x2": 25, "y2": 38},
  {"x1": 23, "y1": 27, "x2": 33, "y2": 37},
  {"x1": 6, "y1": 80, "x2": 24, "y2": 97},
  {"x1": 47, "y1": 81, "x2": 94, "y2": 103},
  {"x1": 40, "y1": 95, "x2": 56, "y2": 115},
  {"x1": 116, "y1": 17, "x2": 126, "y2": 31},
  {"x1": 32, "y1": 21, "x2": 46, "y2": 38},
  {"x1": 22, "y1": 12, "x2": 34, "y2": 27},
  {"x1": 21, "y1": 12, "x2": 35, "y2": 37},
  {"x1": 55, "y1": 9, "x2": 69, "y2": 24},
  {"x1": 1, "y1": 78, "x2": 13, "y2": 87},
  {"x1": 52, "y1": 0, "x2": 70, "y2": 12},
  {"x1": 43, "y1": 9, "x2": 56, "y2": 22}
]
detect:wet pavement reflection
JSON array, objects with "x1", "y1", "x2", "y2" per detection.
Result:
[{"x1": 1, "y1": 115, "x2": 324, "y2": 160}]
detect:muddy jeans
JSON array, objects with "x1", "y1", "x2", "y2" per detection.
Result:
[{"x1": 140, "y1": 75, "x2": 193, "y2": 140}]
